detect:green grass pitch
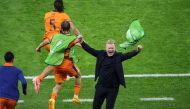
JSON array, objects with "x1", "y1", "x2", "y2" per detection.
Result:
[{"x1": 0, "y1": 0, "x2": 190, "y2": 109}]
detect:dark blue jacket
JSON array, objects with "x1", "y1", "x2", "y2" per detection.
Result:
[
  {"x1": 0, "y1": 65, "x2": 27, "y2": 101},
  {"x1": 81, "y1": 42, "x2": 140, "y2": 88}
]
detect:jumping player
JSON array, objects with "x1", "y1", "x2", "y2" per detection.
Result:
[{"x1": 36, "y1": 21, "x2": 82, "y2": 108}]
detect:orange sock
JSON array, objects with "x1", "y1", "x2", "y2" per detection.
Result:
[
  {"x1": 51, "y1": 93, "x2": 57, "y2": 100},
  {"x1": 74, "y1": 84, "x2": 80, "y2": 96}
]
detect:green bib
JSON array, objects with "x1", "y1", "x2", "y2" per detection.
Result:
[
  {"x1": 45, "y1": 34, "x2": 76, "y2": 65},
  {"x1": 119, "y1": 20, "x2": 145, "y2": 49}
]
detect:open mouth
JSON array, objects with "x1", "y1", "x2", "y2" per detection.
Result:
[{"x1": 108, "y1": 51, "x2": 114, "y2": 53}]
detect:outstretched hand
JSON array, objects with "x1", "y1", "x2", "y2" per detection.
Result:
[
  {"x1": 23, "y1": 89, "x2": 27, "y2": 95},
  {"x1": 77, "y1": 35, "x2": 84, "y2": 44},
  {"x1": 36, "y1": 47, "x2": 41, "y2": 52},
  {"x1": 137, "y1": 45, "x2": 143, "y2": 52}
]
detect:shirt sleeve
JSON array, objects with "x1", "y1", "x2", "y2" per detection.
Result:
[
  {"x1": 81, "y1": 41, "x2": 101, "y2": 57},
  {"x1": 18, "y1": 71, "x2": 27, "y2": 92},
  {"x1": 67, "y1": 38, "x2": 78, "y2": 48},
  {"x1": 120, "y1": 50, "x2": 140, "y2": 61}
]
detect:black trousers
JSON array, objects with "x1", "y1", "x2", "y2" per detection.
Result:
[{"x1": 93, "y1": 86, "x2": 119, "y2": 109}]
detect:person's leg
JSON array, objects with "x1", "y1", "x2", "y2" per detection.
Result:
[
  {"x1": 48, "y1": 83, "x2": 62, "y2": 109},
  {"x1": 33, "y1": 65, "x2": 54, "y2": 94},
  {"x1": 74, "y1": 76, "x2": 81, "y2": 97},
  {"x1": 0, "y1": 98, "x2": 6, "y2": 109},
  {"x1": 60, "y1": 58, "x2": 81, "y2": 104},
  {"x1": 37, "y1": 65, "x2": 54, "y2": 81},
  {"x1": 93, "y1": 86, "x2": 107, "y2": 109},
  {"x1": 48, "y1": 66, "x2": 65, "y2": 109},
  {"x1": 72, "y1": 64, "x2": 81, "y2": 104},
  {"x1": 6, "y1": 99, "x2": 17, "y2": 109},
  {"x1": 105, "y1": 88, "x2": 119, "y2": 109},
  {"x1": 72, "y1": 77, "x2": 81, "y2": 104}
]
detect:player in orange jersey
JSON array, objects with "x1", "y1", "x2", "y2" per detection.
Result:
[
  {"x1": 33, "y1": 0, "x2": 82, "y2": 101},
  {"x1": 43, "y1": 0, "x2": 81, "y2": 51},
  {"x1": 36, "y1": 21, "x2": 82, "y2": 108}
]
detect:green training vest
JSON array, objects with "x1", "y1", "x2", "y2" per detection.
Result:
[
  {"x1": 119, "y1": 20, "x2": 145, "y2": 49},
  {"x1": 45, "y1": 34, "x2": 76, "y2": 65}
]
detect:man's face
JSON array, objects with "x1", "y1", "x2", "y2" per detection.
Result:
[{"x1": 106, "y1": 43, "x2": 116, "y2": 56}]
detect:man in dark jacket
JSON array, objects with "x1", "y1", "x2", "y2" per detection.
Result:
[{"x1": 80, "y1": 39, "x2": 143, "y2": 109}]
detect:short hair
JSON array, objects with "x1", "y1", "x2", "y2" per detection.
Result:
[
  {"x1": 106, "y1": 39, "x2": 115, "y2": 44},
  {"x1": 4, "y1": 51, "x2": 14, "y2": 62},
  {"x1": 61, "y1": 21, "x2": 70, "y2": 31},
  {"x1": 54, "y1": 0, "x2": 64, "y2": 12}
]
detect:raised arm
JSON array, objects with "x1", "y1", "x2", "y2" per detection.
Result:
[
  {"x1": 70, "y1": 21, "x2": 81, "y2": 36},
  {"x1": 81, "y1": 41, "x2": 101, "y2": 57},
  {"x1": 69, "y1": 21, "x2": 83, "y2": 47},
  {"x1": 36, "y1": 39, "x2": 50, "y2": 52},
  {"x1": 121, "y1": 45, "x2": 143, "y2": 61}
]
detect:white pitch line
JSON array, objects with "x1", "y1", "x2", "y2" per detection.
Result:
[
  {"x1": 140, "y1": 97, "x2": 174, "y2": 101},
  {"x1": 18, "y1": 100, "x2": 24, "y2": 103},
  {"x1": 25, "y1": 73, "x2": 190, "y2": 79},
  {"x1": 125, "y1": 73, "x2": 190, "y2": 78},
  {"x1": 25, "y1": 75, "x2": 54, "y2": 79},
  {"x1": 63, "y1": 99, "x2": 93, "y2": 102}
]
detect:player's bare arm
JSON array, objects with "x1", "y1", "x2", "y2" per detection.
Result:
[
  {"x1": 36, "y1": 39, "x2": 51, "y2": 52},
  {"x1": 69, "y1": 21, "x2": 81, "y2": 36}
]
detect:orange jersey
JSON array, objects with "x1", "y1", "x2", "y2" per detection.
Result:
[
  {"x1": 54, "y1": 58, "x2": 78, "y2": 84},
  {"x1": 43, "y1": 11, "x2": 71, "y2": 51},
  {"x1": 64, "y1": 38, "x2": 79, "y2": 57},
  {"x1": 43, "y1": 11, "x2": 71, "y2": 39},
  {"x1": 54, "y1": 39, "x2": 80, "y2": 84}
]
